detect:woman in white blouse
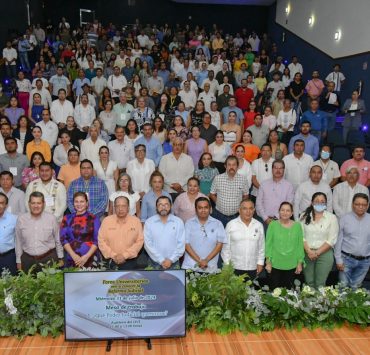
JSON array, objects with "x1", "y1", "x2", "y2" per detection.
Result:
[
  {"x1": 208, "y1": 130, "x2": 231, "y2": 174},
  {"x1": 53, "y1": 131, "x2": 78, "y2": 167},
  {"x1": 300, "y1": 192, "x2": 339, "y2": 289},
  {"x1": 108, "y1": 172, "x2": 141, "y2": 217},
  {"x1": 209, "y1": 101, "x2": 222, "y2": 129},
  {"x1": 234, "y1": 144, "x2": 252, "y2": 189},
  {"x1": 99, "y1": 99, "x2": 118, "y2": 136}
]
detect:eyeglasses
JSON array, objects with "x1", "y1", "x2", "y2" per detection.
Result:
[
  {"x1": 200, "y1": 225, "x2": 207, "y2": 238},
  {"x1": 265, "y1": 164, "x2": 268, "y2": 172}
]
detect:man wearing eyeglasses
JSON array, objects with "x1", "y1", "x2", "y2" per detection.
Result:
[
  {"x1": 335, "y1": 193, "x2": 370, "y2": 289},
  {"x1": 144, "y1": 196, "x2": 185, "y2": 270},
  {"x1": 182, "y1": 197, "x2": 226, "y2": 273}
]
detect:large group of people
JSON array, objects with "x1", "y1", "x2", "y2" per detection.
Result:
[{"x1": 0, "y1": 18, "x2": 369, "y2": 291}]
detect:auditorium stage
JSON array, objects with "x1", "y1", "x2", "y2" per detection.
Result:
[{"x1": 1, "y1": 326, "x2": 368, "y2": 354}]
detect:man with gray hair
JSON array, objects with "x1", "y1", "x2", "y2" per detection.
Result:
[
  {"x1": 80, "y1": 125, "x2": 106, "y2": 162},
  {"x1": 113, "y1": 91, "x2": 134, "y2": 127},
  {"x1": 159, "y1": 137, "x2": 194, "y2": 200},
  {"x1": 333, "y1": 166, "x2": 369, "y2": 218}
]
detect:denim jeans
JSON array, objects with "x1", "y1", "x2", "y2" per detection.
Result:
[
  {"x1": 19, "y1": 51, "x2": 31, "y2": 72},
  {"x1": 339, "y1": 254, "x2": 370, "y2": 289},
  {"x1": 5, "y1": 64, "x2": 17, "y2": 79},
  {"x1": 325, "y1": 111, "x2": 337, "y2": 132}
]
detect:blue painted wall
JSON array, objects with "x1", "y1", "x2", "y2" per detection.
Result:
[{"x1": 267, "y1": 4, "x2": 370, "y2": 125}]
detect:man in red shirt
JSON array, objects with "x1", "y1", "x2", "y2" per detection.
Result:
[{"x1": 235, "y1": 79, "x2": 254, "y2": 112}]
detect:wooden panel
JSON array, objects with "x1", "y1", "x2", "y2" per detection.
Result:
[{"x1": 0, "y1": 326, "x2": 368, "y2": 355}]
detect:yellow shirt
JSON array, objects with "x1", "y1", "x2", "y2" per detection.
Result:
[
  {"x1": 26, "y1": 140, "x2": 51, "y2": 162},
  {"x1": 212, "y1": 38, "x2": 224, "y2": 50},
  {"x1": 255, "y1": 77, "x2": 267, "y2": 92},
  {"x1": 98, "y1": 215, "x2": 144, "y2": 260},
  {"x1": 57, "y1": 163, "x2": 81, "y2": 189},
  {"x1": 233, "y1": 59, "x2": 248, "y2": 72}
]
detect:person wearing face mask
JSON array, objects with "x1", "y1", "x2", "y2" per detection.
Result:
[
  {"x1": 294, "y1": 165, "x2": 333, "y2": 220},
  {"x1": 314, "y1": 144, "x2": 340, "y2": 188},
  {"x1": 300, "y1": 192, "x2": 339, "y2": 289}
]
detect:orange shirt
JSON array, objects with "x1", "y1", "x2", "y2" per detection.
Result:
[
  {"x1": 58, "y1": 163, "x2": 81, "y2": 189},
  {"x1": 26, "y1": 140, "x2": 51, "y2": 162},
  {"x1": 98, "y1": 215, "x2": 144, "y2": 260},
  {"x1": 233, "y1": 143, "x2": 260, "y2": 163}
]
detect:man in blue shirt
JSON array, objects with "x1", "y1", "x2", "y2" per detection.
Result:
[
  {"x1": 335, "y1": 193, "x2": 370, "y2": 289},
  {"x1": 301, "y1": 99, "x2": 327, "y2": 142},
  {"x1": 140, "y1": 48, "x2": 154, "y2": 69},
  {"x1": 221, "y1": 96, "x2": 244, "y2": 125},
  {"x1": 144, "y1": 195, "x2": 185, "y2": 269},
  {"x1": 67, "y1": 160, "x2": 108, "y2": 218},
  {"x1": 0, "y1": 192, "x2": 17, "y2": 275},
  {"x1": 135, "y1": 123, "x2": 163, "y2": 167},
  {"x1": 182, "y1": 197, "x2": 226, "y2": 272},
  {"x1": 288, "y1": 121, "x2": 320, "y2": 160}
]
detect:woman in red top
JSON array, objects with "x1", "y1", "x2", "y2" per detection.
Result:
[{"x1": 243, "y1": 100, "x2": 258, "y2": 129}]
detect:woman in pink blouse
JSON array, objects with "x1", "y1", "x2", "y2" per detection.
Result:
[
  {"x1": 21, "y1": 151, "x2": 56, "y2": 190},
  {"x1": 173, "y1": 177, "x2": 207, "y2": 223}
]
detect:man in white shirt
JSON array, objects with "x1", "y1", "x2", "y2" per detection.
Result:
[
  {"x1": 36, "y1": 108, "x2": 58, "y2": 148},
  {"x1": 2, "y1": 41, "x2": 17, "y2": 78},
  {"x1": 80, "y1": 126, "x2": 106, "y2": 162},
  {"x1": 29, "y1": 79, "x2": 52, "y2": 108},
  {"x1": 179, "y1": 81, "x2": 197, "y2": 110},
  {"x1": 91, "y1": 67, "x2": 107, "y2": 107},
  {"x1": 107, "y1": 126, "x2": 134, "y2": 171},
  {"x1": 294, "y1": 165, "x2": 333, "y2": 220},
  {"x1": 251, "y1": 143, "x2": 274, "y2": 197},
  {"x1": 221, "y1": 199, "x2": 265, "y2": 280},
  {"x1": 283, "y1": 139, "x2": 313, "y2": 191},
  {"x1": 74, "y1": 94, "x2": 96, "y2": 134},
  {"x1": 248, "y1": 33, "x2": 260, "y2": 52},
  {"x1": 201, "y1": 70, "x2": 219, "y2": 96},
  {"x1": 314, "y1": 144, "x2": 340, "y2": 188},
  {"x1": 159, "y1": 138, "x2": 194, "y2": 197},
  {"x1": 25, "y1": 162, "x2": 66, "y2": 222},
  {"x1": 0, "y1": 171, "x2": 25, "y2": 215},
  {"x1": 137, "y1": 31, "x2": 149, "y2": 49},
  {"x1": 288, "y1": 56, "x2": 303, "y2": 78},
  {"x1": 325, "y1": 64, "x2": 345, "y2": 93},
  {"x1": 333, "y1": 167, "x2": 369, "y2": 219},
  {"x1": 0, "y1": 123, "x2": 23, "y2": 155},
  {"x1": 31, "y1": 70, "x2": 49, "y2": 89},
  {"x1": 107, "y1": 66, "x2": 128, "y2": 102},
  {"x1": 50, "y1": 88, "x2": 74, "y2": 129},
  {"x1": 267, "y1": 72, "x2": 285, "y2": 100},
  {"x1": 126, "y1": 144, "x2": 155, "y2": 198},
  {"x1": 207, "y1": 56, "x2": 222, "y2": 77},
  {"x1": 197, "y1": 82, "x2": 216, "y2": 112}
]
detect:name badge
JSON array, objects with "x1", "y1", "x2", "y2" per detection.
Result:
[
  {"x1": 120, "y1": 113, "x2": 126, "y2": 122},
  {"x1": 350, "y1": 112, "x2": 355, "y2": 117},
  {"x1": 45, "y1": 196, "x2": 54, "y2": 207},
  {"x1": 322, "y1": 173, "x2": 327, "y2": 181},
  {"x1": 9, "y1": 167, "x2": 17, "y2": 176}
]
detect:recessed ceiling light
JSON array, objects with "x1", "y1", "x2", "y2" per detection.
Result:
[
  {"x1": 285, "y1": 5, "x2": 290, "y2": 15},
  {"x1": 334, "y1": 30, "x2": 341, "y2": 41}
]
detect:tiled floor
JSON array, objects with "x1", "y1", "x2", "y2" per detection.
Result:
[{"x1": 0, "y1": 326, "x2": 369, "y2": 354}]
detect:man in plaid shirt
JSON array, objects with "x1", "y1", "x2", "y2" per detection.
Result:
[{"x1": 67, "y1": 159, "x2": 108, "y2": 218}]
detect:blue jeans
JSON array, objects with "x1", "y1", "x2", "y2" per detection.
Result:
[
  {"x1": 325, "y1": 111, "x2": 337, "y2": 132},
  {"x1": 212, "y1": 209, "x2": 238, "y2": 228},
  {"x1": 339, "y1": 253, "x2": 370, "y2": 289},
  {"x1": 19, "y1": 52, "x2": 31, "y2": 72}
]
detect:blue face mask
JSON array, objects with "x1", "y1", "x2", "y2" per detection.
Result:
[
  {"x1": 313, "y1": 204, "x2": 327, "y2": 213},
  {"x1": 320, "y1": 151, "x2": 330, "y2": 160}
]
